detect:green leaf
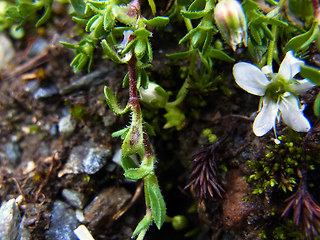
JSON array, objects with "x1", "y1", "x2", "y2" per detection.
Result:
[
  {"x1": 181, "y1": 10, "x2": 209, "y2": 19},
  {"x1": 60, "y1": 41, "x2": 77, "y2": 49},
  {"x1": 104, "y1": 86, "x2": 130, "y2": 114},
  {"x1": 101, "y1": 39, "x2": 125, "y2": 63},
  {"x1": 132, "y1": 213, "x2": 152, "y2": 238},
  {"x1": 36, "y1": 0, "x2": 53, "y2": 27},
  {"x1": 147, "y1": 0, "x2": 156, "y2": 15},
  {"x1": 145, "y1": 174, "x2": 166, "y2": 229},
  {"x1": 86, "y1": 14, "x2": 99, "y2": 32},
  {"x1": 145, "y1": 16, "x2": 169, "y2": 27},
  {"x1": 166, "y1": 49, "x2": 197, "y2": 60},
  {"x1": 124, "y1": 155, "x2": 154, "y2": 180},
  {"x1": 179, "y1": 27, "x2": 198, "y2": 44},
  {"x1": 285, "y1": 21, "x2": 319, "y2": 53},
  {"x1": 207, "y1": 49, "x2": 235, "y2": 62},
  {"x1": 314, "y1": 93, "x2": 320, "y2": 117},
  {"x1": 188, "y1": 0, "x2": 206, "y2": 11},
  {"x1": 112, "y1": 127, "x2": 130, "y2": 139},
  {"x1": 70, "y1": 0, "x2": 86, "y2": 14},
  {"x1": 135, "y1": 40, "x2": 147, "y2": 59},
  {"x1": 113, "y1": 5, "x2": 137, "y2": 25},
  {"x1": 147, "y1": 40, "x2": 153, "y2": 63},
  {"x1": 250, "y1": 25, "x2": 262, "y2": 45},
  {"x1": 122, "y1": 72, "x2": 129, "y2": 88},
  {"x1": 300, "y1": 65, "x2": 320, "y2": 85},
  {"x1": 72, "y1": 16, "x2": 88, "y2": 24},
  {"x1": 121, "y1": 155, "x2": 138, "y2": 171}
]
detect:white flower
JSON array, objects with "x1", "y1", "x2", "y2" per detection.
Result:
[{"x1": 233, "y1": 51, "x2": 314, "y2": 137}]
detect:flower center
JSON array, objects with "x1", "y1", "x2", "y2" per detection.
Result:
[{"x1": 264, "y1": 76, "x2": 288, "y2": 102}]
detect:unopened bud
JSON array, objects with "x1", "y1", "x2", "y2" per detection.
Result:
[
  {"x1": 139, "y1": 82, "x2": 168, "y2": 108},
  {"x1": 214, "y1": 0, "x2": 247, "y2": 51},
  {"x1": 171, "y1": 215, "x2": 188, "y2": 231}
]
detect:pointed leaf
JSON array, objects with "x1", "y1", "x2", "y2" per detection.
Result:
[
  {"x1": 104, "y1": 86, "x2": 130, "y2": 114},
  {"x1": 314, "y1": 93, "x2": 320, "y2": 117},
  {"x1": 145, "y1": 174, "x2": 166, "y2": 229},
  {"x1": 145, "y1": 16, "x2": 169, "y2": 27},
  {"x1": 285, "y1": 21, "x2": 319, "y2": 53},
  {"x1": 207, "y1": 49, "x2": 235, "y2": 62},
  {"x1": 147, "y1": 0, "x2": 156, "y2": 15},
  {"x1": 121, "y1": 155, "x2": 138, "y2": 171},
  {"x1": 166, "y1": 49, "x2": 197, "y2": 60},
  {"x1": 70, "y1": 0, "x2": 86, "y2": 14},
  {"x1": 36, "y1": 0, "x2": 53, "y2": 27},
  {"x1": 101, "y1": 39, "x2": 125, "y2": 63},
  {"x1": 181, "y1": 10, "x2": 209, "y2": 19},
  {"x1": 300, "y1": 65, "x2": 320, "y2": 85},
  {"x1": 112, "y1": 127, "x2": 130, "y2": 139},
  {"x1": 124, "y1": 155, "x2": 154, "y2": 180},
  {"x1": 132, "y1": 213, "x2": 152, "y2": 238}
]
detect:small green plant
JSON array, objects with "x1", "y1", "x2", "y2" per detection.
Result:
[
  {"x1": 4, "y1": 0, "x2": 320, "y2": 239},
  {"x1": 246, "y1": 132, "x2": 304, "y2": 195}
]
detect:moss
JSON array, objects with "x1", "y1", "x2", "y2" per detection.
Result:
[{"x1": 246, "y1": 131, "x2": 306, "y2": 195}]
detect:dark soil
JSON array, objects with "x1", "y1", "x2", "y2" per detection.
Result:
[{"x1": 1, "y1": 3, "x2": 320, "y2": 240}]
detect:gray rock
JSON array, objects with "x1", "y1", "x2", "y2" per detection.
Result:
[
  {"x1": 0, "y1": 199, "x2": 21, "y2": 240},
  {"x1": 62, "y1": 189, "x2": 86, "y2": 209},
  {"x1": 0, "y1": 33, "x2": 15, "y2": 70},
  {"x1": 84, "y1": 187, "x2": 131, "y2": 230},
  {"x1": 28, "y1": 38, "x2": 48, "y2": 57},
  {"x1": 34, "y1": 85, "x2": 59, "y2": 99},
  {"x1": 58, "y1": 143, "x2": 111, "y2": 177},
  {"x1": 24, "y1": 80, "x2": 39, "y2": 94},
  {"x1": 60, "y1": 70, "x2": 107, "y2": 95},
  {"x1": 18, "y1": 216, "x2": 31, "y2": 240},
  {"x1": 58, "y1": 115, "x2": 76, "y2": 138},
  {"x1": 5, "y1": 142, "x2": 21, "y2": 168},
  {"x1": 45, "y1": 201, "x2": 79, "y2": 240}
]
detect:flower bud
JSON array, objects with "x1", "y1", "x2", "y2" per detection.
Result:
[
  {"x1": 214, "y1": 0, "x2": 248, "y2": 51},
  {"x1": 171, "y1": 215, "x2": 188, "y2": 231},
  {"x1": 139, "y1": 82, "x2": 169, "y2": 108}
]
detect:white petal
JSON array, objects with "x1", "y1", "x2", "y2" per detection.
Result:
[
  {"x1": 253, "y1": 98, "x2": 279, "y2": 136},
  {"x1": 233, "y1": 62, "x2": 269, "y2": 96},
  {"x1": 279, "y1": 95, "x2": 311, "y2": 132},
  {"x1": 290, "y1": 79, "x2": 316, "y2": 94},
  {"x1": 278, "y1": 51, "x2": 304, "y2": 80}
]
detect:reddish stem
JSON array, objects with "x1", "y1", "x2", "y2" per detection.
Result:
[{"x1": 312, "y1": 0, "x2": 320, "y2": 21}]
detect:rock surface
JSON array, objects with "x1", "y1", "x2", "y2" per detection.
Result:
[
  {"x1": 45, "y1": 201, "x2": 79, "y2": 240},
  {"x1": 84, "y1": 187, "x2": 132, "y2": 230},
  {"x1": 58, "y1": 143, "x2": 111, "y2": 176},
  {"x1": 222, "y1": 169, "x2": 254, "y2": 228},
  {"x1": 0, "y1": 199, "x2": 21, "y2": 240}
]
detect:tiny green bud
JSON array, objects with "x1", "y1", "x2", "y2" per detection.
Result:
[
  {"x1": 171, "y1": 215, "x2": 188, "y2": 231},
  {"x1": 139, "y1": 82, "x2": 169, "y2": 108},
  {"x1": 214, "y1": 0, "x2": 247, "y2": 51}
]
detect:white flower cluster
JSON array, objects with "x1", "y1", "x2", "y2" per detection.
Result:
[{"x1": 233, "y1": 51, "x2": 314, "y2": 139}]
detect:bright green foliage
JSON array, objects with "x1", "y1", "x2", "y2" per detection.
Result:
[
  {"x1": 5, "y1": 0, "x2": 320, "y2": 239},
  {"x1": 246, "y1": 133, "x2": 305, "y2": 195},
  {"x1": 7, "y1": 0, "x2": 53, "y2": 27}
]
